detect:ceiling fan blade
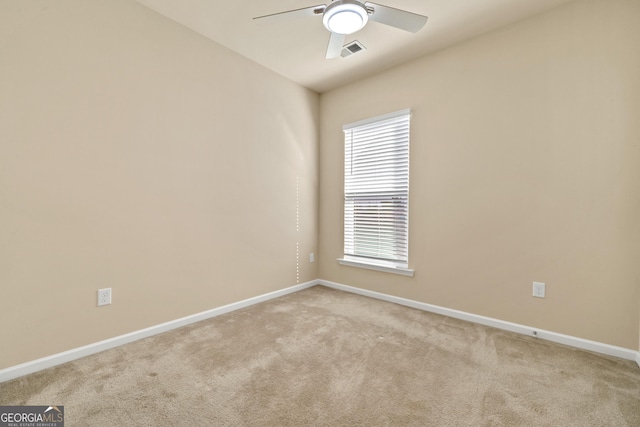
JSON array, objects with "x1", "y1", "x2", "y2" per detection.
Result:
[
  {"x1": 326, "y1": 32, "x2": 346, "y2": 59},
  {"x1": 253, "y1": 4, "x2": 326, "y2": 24},
  {"x1": 365, "y1": 2, "x2": 427, "y2": 33}
]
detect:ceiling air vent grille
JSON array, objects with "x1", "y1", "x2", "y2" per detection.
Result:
[{"x1": 341, "y1": 41, "x2": 366, "y2": 58}]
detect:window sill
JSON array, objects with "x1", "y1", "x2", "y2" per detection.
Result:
[{"x1": 337, "y1": 258, "x2": 415, "y2": 277}]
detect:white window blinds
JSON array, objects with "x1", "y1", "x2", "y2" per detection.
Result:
[{"x1": 343, "y1": 109, "x2": 410, "y2": 268}]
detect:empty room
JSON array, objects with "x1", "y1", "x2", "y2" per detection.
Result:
[{"x1": 1, "y1": 0, "x2": 639, "y2": 425}]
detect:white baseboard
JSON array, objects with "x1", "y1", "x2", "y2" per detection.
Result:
[
  {"x1": 317, "y1": 279, "x2": 640, "y2": 366},
  {"x1": 0, "y1": 280, "x2": 317, "y2": 383},
  {"x1": 2, "y1": 278, "x2": 637, "y2": 383}
]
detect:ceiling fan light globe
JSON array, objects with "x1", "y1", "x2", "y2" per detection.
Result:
[{"x1": 322, "y1": 3, "x2": 368, "y2": 35}]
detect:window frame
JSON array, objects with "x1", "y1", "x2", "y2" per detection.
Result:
[{"x1": 337, "y1": 109, "x2": 414, "y2": 277}]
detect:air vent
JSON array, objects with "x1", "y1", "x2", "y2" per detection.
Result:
[{"x1": 341, "y1": 40, "x2": 366, "y2": 58}]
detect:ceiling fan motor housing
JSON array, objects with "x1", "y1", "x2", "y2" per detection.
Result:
[{"x1": 322, "y1": 0, "x2": 370, "y2": 35}]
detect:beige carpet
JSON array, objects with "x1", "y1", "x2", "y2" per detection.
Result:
[{"x1": 1, "y1": 285, "x2": 639, "y2": 426}]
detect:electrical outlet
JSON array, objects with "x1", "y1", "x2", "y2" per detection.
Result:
[
  {"x1": 533, "y1": 282, "x2": 545, "y2": 298},
  {"x1": 310, "y1": 252, "x2": 315, "y2": 263},
  {"x1": 98, "y1": 288, "x2": 112, "y2": 306}
]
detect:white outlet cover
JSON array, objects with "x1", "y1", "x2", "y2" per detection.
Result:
[
  {"x1": 533, "y1": 282, "x2": 545, "y2": 298},
  {"x1": 310, "y1": 252, "x2": 315, "y2": 263},
  {"x1": 98, "y1": 288, "x2": 112, "y2": 306}
]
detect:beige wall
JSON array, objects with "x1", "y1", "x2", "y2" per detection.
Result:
[
  {"x1": 319, "y1": 0, "x2": 640, "y2": 350},
  {"x1": 1, "y1": 0, "x2": 638, "y2": 371},
  {"x1": 0, "y1": 0, "x2": 319, "y2": 369}
]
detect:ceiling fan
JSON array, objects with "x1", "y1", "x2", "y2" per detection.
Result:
[{"x1": 253, "y1": 0, "x2": 428, "y2": 59}]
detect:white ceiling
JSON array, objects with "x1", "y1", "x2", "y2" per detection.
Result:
[{"x1": 136, "y1": 0, "x2": 574, "y2": 93}]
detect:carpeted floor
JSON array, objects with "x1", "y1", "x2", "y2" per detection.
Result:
[{"x1": 1, "y1": 285, "x2": 639, "y2": 426}]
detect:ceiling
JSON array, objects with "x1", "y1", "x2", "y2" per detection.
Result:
[{"x1": 136, "y1": 0, "x2": 573, "y2": 93}]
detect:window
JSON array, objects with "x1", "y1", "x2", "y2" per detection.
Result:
[{"x1": 339, "y1": 109, "x2": 414, "y2": 276}]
